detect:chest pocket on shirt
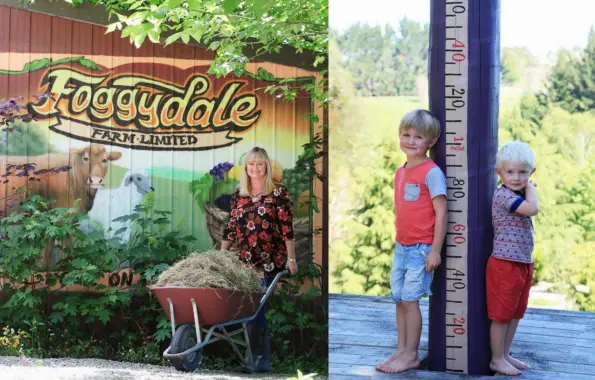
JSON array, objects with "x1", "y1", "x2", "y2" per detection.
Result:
[{"x1": 404, "y1": 183, "x2": 420, "y2": 201}]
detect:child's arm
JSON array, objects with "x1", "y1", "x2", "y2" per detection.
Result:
[
  {"x1": 514, "y1": 182, "x2": 539, "y2": 216},
  {"x1": 427, "y1": 194, "x2": 447, "y2": 272}
]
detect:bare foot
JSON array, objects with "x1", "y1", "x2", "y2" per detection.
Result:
[
  {"x1": 490, "y1": 358, "x2": 522, "y2": 376},
  {"x1": 378, "y1": 353, "x2": 420, "y2": 374},
  {"x1": 375, "y1": 351, "x2": 402, "y2": 371},
  {"x1": 506, "y1": 355, "x2": 531, "y2": 370}
]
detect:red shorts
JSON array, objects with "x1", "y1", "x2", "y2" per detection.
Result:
[{"x1": 486, "y1": 256, "x2": 533, "y2": 323}]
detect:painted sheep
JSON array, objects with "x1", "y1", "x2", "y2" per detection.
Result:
[{"x1": 87, "y1": 170, "x2": 154, "y2": 241}]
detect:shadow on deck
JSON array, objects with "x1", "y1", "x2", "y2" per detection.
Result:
[{"x1": 329, "y1": 293, "x2": 595, "y2": 379}]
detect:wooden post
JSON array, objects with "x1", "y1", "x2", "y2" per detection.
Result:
[{"x1": 428, "y1": 0, "x2": 500, "y2": 375}]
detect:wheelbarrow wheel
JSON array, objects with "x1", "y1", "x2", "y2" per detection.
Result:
[{"x1": 169, "y1": 324, "x2": 203, "y2": 372}]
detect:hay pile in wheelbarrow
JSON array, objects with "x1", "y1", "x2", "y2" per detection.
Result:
[
  {"x1": 154, "y1": 250, "x2": 264, "y2": 293},
  {"x1": 151, "y1": 250, "x2": 265, "y2": 327}
]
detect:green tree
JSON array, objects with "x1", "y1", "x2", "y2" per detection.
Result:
[
  {"x1": 564, "y1": 242, "x2": 595, "y2": 311},
  {"x1": 329, "y1": 38, "x2": 372, "y2": 289},
  {"x1": 501, "y1": 47, "x2": 538, "y2": 86},
  {"x1": 545, "y1": 27, "x2": 595, "y2": 113},
  {"x1": 335, "y1": 18, "x2": 429, "y2": 96},
  {"x1": 335, "y1": 23, "x2": 388, "y2": 96},
  {"x1": 393, "y1": 18, "x2": 429, "y2": 96},
  {"x1": 62, "y1": 0, "x2": 327, "y2": 76},
  {"x1": 518, "y1": 92, "x2": 549, "y2": 129},
  {"x1": 331, "y1": 139, "x2": 403, "y2": 295}
]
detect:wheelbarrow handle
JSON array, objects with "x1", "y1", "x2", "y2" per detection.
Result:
[{"x1": 254, "y1": 270, "x2": 289, "y2": 315}]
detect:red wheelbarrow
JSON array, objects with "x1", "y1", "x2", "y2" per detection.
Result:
[{"x1": 150, "y1": 270, "x2": 288, "y2": 372}]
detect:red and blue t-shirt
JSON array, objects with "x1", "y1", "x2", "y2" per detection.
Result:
[{"x1": 394, "y1": 159, "x2": 447, "y2": 246}]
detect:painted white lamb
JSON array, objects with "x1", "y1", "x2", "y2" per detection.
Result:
[{"x1": 86, "y1": 170, "x2": 154, "y2": 241}]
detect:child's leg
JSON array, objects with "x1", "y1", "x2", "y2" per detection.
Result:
[
  {"x1": 489, "y1": 321, "x2": 521, "y2": 375},
  {"x1": 504, "y1": 262, "x2": 533, "y2": 370},
  {"x1": 503, "y1": 319, "x2": 529, "y2": 369},
  {"x1": 376, "y1": 303, "x2": 407, "y2": 370},
  {"x1": 382, "y1": 301, "x2": 422, "y2": 373},
  {"x1": 486, "y1": 257, "x2": 527, "y2": 376},
  {"x1": 376, "y1": 244, "x2": 406, "y2": 371},
  {"x1": 404, "y1": 300, "x2": 422, "y2": 356},
  {"x1": 396, "y1": 303, "x2": 407, "y2": 354},
  {"x1": 381, "y1": 244, "x2": 431, "y2": 373}
]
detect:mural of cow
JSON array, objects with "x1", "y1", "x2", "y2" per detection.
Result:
[{"x1": 0, "y1": 144, "x2": 122, "y2": 215}]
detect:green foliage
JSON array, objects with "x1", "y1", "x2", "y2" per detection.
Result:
[
  {"x1": 281, "y1": 166, "x2": 311, "y2": 206},
  {"x1": 331, "y1": 139, "x2": 404, "y2": 294},
  {"x1": 267, "y1": 262, "x2": 326, "y2": 356},
  {"x1": 518, "y1": 92, "x2": 549, "y2": 128},
  {"x1": 564, "y1": 243, "x2": 595, "y2": 311},
  {"x1": 545, "y1": 27, "x2": 595, "y2": 113},
  {"x1": 63, "y1": 0, "x2": 327, "y2": 75},
  {"x1": 114, "y1": 194, "x2": 197, "y2": 282},
  {"x1": 501, "y1": 47, "x2": 539, "y2": 85},
  {"x1": 334, "y1": 19, "x2": 429, "y2": 96},
  {"x1": 0, "y1": 326, "x2": 27, "y2": 356},
  {"x1": 281, "y1": 131, "x2": 325, "y2": 214},
  {"x1": 0, "y1": 193, "x2": 195, "y2": 357}
]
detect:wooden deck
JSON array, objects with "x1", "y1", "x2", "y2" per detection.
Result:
[{"x1": 329, "y1": 293, "x2": 595, "y2": 379}]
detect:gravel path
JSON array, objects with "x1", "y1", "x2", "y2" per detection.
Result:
[{"x1": 0, "y1": 356, "x2": 315, "y2": 380}]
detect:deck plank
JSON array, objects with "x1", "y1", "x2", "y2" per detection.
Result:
[
  {"x1": 329, "y1": 293, "x2": 595, "y2": 378},
  {"x1": 329, "y1": 363, "x2": 595, "y2": 380},
  {"x1": 330, "y1": 319, "x2": 595, "y2": 347},
  {"x1": 331, "y1": 302, "x2": 595, "y2": 330}
]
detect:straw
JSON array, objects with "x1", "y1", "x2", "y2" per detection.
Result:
[{"x1": 153, "y1": 249, "x2": 264, "y2": 293}]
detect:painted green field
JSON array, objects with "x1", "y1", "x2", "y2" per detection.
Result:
[{"x1": 105, "y1": 163, "x2": 312, "y2": 251}]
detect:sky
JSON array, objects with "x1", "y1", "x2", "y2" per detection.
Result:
[{"x1": 330, "y1": 0, "x2": 595, "y2": 60}]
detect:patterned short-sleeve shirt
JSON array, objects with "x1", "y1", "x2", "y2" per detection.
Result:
[
  {"x1": 491, "y1": 185, "x2": 534, "y2": 263},
  {"x1": 223, "y1": 185, "x2": 294, "y2": 276}
]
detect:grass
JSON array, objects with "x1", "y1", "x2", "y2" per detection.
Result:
[
  {"x1": 529, "y1": 297, "x2": 562, "y2": 308},
  {"x1": 354, "y1": 87, "x2": 525, "y2": 144},
  {"x1": 356, "y1": 96, "x2": 425, "y2": 146}
]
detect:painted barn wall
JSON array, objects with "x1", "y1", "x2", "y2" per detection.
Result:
[{"x1": 0, "y1": 6, "x2": 320, "y2": 274}]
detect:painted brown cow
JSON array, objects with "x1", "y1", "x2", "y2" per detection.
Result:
[{"x1": 0, "y1": 144, "x2": 122, "y2": 215}]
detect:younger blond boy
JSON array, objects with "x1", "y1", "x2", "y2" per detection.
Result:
[
  {"x1": 377, "y1": 109, "x2": 447, "y2": 374},
  {"x1": 487, "y1": 141, "x2": 538, "y2": 376}
]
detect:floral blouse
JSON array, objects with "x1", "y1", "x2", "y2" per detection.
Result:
[{"x1": 223, "y1": 185, "x2": 294, "y2": 275}]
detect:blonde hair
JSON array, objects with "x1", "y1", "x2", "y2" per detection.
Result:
[
  {"x1": 398, "y1": 109, "x2": 441, "y2": 140},
  {"x1": 239, "y1": 147, "x2": 276, "y2": 197},
  {"x1": 496, "y1": 141, "x2": 535, "y2": 171}
]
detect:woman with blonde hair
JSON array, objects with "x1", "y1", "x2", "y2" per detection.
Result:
[{"x1": 221, "y1": 146, "x2": 297, "y2": 373}]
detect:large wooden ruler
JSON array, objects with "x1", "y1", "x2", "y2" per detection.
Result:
[{"x1": 443, "y1": 0, "x2": 469, "y2": 374}]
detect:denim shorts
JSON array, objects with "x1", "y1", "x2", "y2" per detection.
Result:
[{"x1": 390, "y1": 242, "x2": 434, "y2": 303}]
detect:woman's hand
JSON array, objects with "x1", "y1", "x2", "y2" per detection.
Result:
[
  {"x1": 284, "y1": 240, "x2": 297, "y2": 275},
  {"x1": 221, "y1": 240, "x2": 232, "y2": 251},
  {"x1": 286, "y1": 259, "x2": 298, "y2": 275}
]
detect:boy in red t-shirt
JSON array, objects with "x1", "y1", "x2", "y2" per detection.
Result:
[
  {"x1": 377, "y1": 109, "x2": 447, "y2": 374},
  {"x1": 487, "y1": 141, "x2": 538, "y2": 376}
]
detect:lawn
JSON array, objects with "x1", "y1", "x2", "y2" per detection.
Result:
[{"x1": 354, "y1": 86, "x2": 526, "y2": 144}]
